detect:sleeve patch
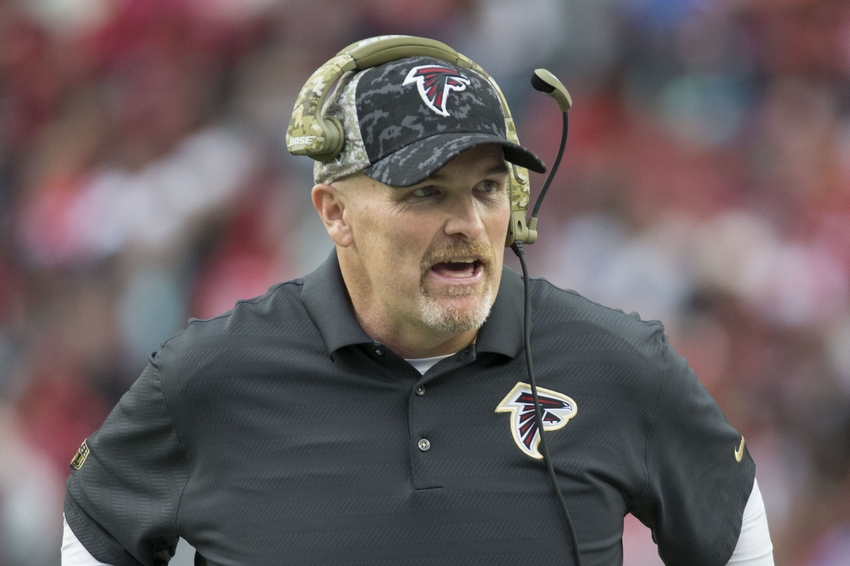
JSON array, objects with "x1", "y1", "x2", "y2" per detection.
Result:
[{"x1": 70, "y1": 439, "x2": 90, "y2": 470}]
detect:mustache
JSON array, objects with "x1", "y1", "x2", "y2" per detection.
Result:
[{"x1": 420, "y1": 239, "x2": 496, "y2": 273}]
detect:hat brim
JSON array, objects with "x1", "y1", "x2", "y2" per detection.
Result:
[{"x1": 362, "y1": 132, "x2": 546, "y2": 188}]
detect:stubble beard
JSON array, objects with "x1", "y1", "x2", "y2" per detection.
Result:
[
  {"x1": 418, "y1": 286, "x2": 494, "y2": 334},
  {"x1": 417, "y1": 240, "x2": 497, "y2": 334}
]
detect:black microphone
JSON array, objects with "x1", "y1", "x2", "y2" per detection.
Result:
[{"x1": 531, "y1": 69, "x2": 572, "y2": 111}]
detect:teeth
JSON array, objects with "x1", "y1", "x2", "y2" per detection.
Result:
[{"x1": 448, "y1": 258, "x2": 475, "y2": 263}]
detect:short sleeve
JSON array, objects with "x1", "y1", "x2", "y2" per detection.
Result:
[
  {"x1": 629, "y1": 337, "x2": 756, "y2": 566},
  {"x1": 64, "y1": 353, "x2": 190, "y2": 566}
]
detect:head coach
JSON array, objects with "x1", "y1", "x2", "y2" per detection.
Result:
[{"x1": 62, "y1": 36, "x2": 774, "y2": 566}]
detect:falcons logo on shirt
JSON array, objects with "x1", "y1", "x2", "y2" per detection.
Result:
[
  {"x1": 495, "y1": 382, "x2": 577, "y2": 459},
  {"x1": 403, "y1": 65, "x2": 471, "y2": 117}
]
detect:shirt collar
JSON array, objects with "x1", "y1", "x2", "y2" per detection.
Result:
[
  {"x1": 300, "y1": 250, "x2": 525, "y2": 359},
  {"x1": 475, "y1": 260, "x2": 525, "y2": 359},
  {"x1": 300, "y1": 251, "x2": 373, "y2": 355}
]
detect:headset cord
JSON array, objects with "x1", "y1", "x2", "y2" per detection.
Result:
[{"x1": 510, "y1": 240, "x2": 583, "y2": 566}]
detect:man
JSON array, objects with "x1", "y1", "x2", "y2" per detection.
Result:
[{"x1": 63, "y1": 41, "x2": 773, "y2": 565}]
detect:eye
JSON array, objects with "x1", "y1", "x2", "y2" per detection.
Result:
[
  {"x1": 411, "y1": 185, "x2": 438, "y2": 198},
  {"x1": 476, "y1": 180, "x2": 498, "y2": 193}
]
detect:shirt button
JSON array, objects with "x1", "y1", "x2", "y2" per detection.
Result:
[
  {"x1": 415, "y1": 386, "x2": 425, "y2": 396},
  {"x1": 374, "y1": 348, "x2": 384, "y2": 356},
  {"x1": 417, "y1": 438, "x2": 431, "y2": 452}
]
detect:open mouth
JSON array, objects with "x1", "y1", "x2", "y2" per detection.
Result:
[{"x1": 429, "y1": 258, "x2": 484, "y2": 279}]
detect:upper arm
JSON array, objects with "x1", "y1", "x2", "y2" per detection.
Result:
[
  {"x1": 64, "y1": 355, "x2": 190, "y2": 566},
  {"x1": 630, "y1": 338, "x2": 756, "y2": 566}
]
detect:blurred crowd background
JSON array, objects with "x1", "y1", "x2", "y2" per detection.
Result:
[{"x1": 1, "y1": 0, "x2": 849, "y2": 564}]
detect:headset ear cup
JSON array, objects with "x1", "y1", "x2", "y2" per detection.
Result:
[
  {"x1": 287, "y1": 54, "x2": 355, "y2": 159},
  {"x1": 315, "y1": 116, "x2": 345, "y2": 162}
]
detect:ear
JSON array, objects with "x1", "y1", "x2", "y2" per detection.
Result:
[{"x1": 311, "y1": 183, "x2": 353, "y2": 247}]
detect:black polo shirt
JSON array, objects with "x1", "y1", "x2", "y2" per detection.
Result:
[{"x1": 65, "y1": 251, "x2": 755, "y2": 566}]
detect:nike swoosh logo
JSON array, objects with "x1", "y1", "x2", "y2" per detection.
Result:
[{"x1": 734, "y1": 436, "x2": 745, "y2": 463}]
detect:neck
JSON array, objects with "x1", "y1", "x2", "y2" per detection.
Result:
[{"x1": 352, "y1": 303, "x2": 478, "y2": 358}]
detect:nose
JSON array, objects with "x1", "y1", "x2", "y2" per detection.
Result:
[{"x1": 443, "y1": 194, "x2": 485, "y2": 241}]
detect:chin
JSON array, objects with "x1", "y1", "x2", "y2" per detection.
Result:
[{"x1": 417, "y1": 289, "x2": 494, "y2": 334}]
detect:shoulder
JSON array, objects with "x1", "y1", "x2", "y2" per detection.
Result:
[
  {"x1": 521, "y1": 275, "x2": 671, "y2": 414},
  {"x1": 187, "y1": 278, "x2": 307, "y2": 333},
  {"x1": 153, "y1": 278, "x2": 323, "y2": 386},
  {"x1": 528, "y1": 276, "x2": 666, "y2": 351},
  {"x1": 167, "y1": 278, "x2": 306, "y2": 341}
]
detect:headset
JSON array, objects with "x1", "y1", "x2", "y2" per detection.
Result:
[
  {"x1": 287, "y1": 35, "x2": 580, "y2": 565},
  {"x1": 285, "y1": 35, "x2": 570, "y2": 248}
]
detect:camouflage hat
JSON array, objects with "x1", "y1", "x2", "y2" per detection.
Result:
[{"x1": 314, "y1": 56, "x2": 546, "y2": 187}]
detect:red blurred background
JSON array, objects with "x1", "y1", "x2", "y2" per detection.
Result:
[{"x1": 1, "y1": 0, "x2": 848, "y2": 564}]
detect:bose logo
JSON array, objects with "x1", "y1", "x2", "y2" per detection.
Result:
[{"x1": 288, "y1": 136, "x2": 317, "y2": 146}]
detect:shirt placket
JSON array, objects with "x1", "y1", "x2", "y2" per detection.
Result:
[{"x1": 406, "y1": 345, "x2": 477, "y2": 490}]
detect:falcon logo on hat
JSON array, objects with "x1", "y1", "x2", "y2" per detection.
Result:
[
  {"x1": 403, "y1": 65, "x2": 471, "y2": 117},
  {"x1": 496, "y1": 382, "x2": 577, "y2": 459}
]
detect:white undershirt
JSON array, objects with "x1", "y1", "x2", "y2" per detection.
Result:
[
  {"x1": 727, "y1": 479, "x2": 774, "y2": 564},
  {"x1": 61, "y1": 517, "x2": 109, "y2": 566},
  {"x1": 405, "y1": 353, "x2": 453, "y2": 374},
  {"x1": 61, "y1": 350, "x2": 774, "y2": 566}
]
